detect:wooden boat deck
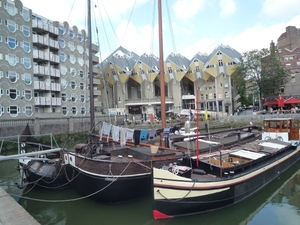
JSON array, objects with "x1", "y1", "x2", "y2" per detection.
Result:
[{"x1": 183, "y1": 139, "x2": 293, "y2": 182}]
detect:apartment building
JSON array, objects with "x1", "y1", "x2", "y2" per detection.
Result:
[
  {"x1": 100, "y1": 45, "x2": 241, "y2": 117},
  {"x1": 0, "y1": 0, "x2": 100, "y2": 120},
  {"x1": 277, "y1": 26, "x2": 300, "y2": 97},
  {"x1": 264, "y1": 26, "x2": 300, "y2": 107},
  {"x1": 0, "y1": 0, "x2": 241, "y2": 120}
]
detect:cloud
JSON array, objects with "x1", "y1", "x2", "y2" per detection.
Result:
[
  {"x1": 221, "y1": 15, "x2": 300, "y2": 53},
  {"x1": 174, "y1": 0, "x2": 205, "y2": 20},
  {"x1": 219, "y1": 0, "x2": 237, "y2": 17},
  {"x1": 262, "y1": 0, "x2": 300, "y2": 20},
  {"x1": 180, "y1": 14, "x2": 300, "y2": 58},
  {"x1": 115, "y1": 20, "x2": 158, "y2": 55},
  {"x1": 181, "y1": 38, "x2": 217, "y2": 59}
]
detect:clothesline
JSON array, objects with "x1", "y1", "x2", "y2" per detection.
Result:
[{"x1": 98, "y1": 121, "x2": 183, "y2": 146}]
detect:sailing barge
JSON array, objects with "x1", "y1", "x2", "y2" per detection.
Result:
[{"x1": 152, "y1": 118, "x2": 300, "y2": 219}]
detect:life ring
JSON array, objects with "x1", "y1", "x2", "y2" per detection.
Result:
[{"x1": 172, "y1": 165, "x2": 179, "y2": 175}]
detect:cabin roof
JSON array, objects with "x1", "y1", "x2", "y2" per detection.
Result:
[
  {"x1": 259, "y1": 142, "x2": 288, "y2": 149},
  {"x1": 263, "y1": 118, "x2": 293, "y2": 121},
  {"x1": 230, "y1": 150, "x2": 266, "y2": 160}
]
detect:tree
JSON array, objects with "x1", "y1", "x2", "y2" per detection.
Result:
[
  {"x1": 231, "y1": 64, "x2": 249, "y2": 107},
  {"x1": 233, "y1": 48, "x2": 289, "y2": 108}
]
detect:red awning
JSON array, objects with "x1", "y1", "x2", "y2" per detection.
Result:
[
  {"x1": 263, "y1": 99, "x2": 278, "y2": 106},
  {"x1": 284, "y1": 97, "x2": 300, "y2": 104}
]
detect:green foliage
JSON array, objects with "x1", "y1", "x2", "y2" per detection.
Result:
[{"x1": 233, "y1": 48, "x2": 289, "y2": 107}]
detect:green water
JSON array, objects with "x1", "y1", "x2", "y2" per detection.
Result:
[{"x1": 1, "y1": 157, "x2": 300, "y2": 225}]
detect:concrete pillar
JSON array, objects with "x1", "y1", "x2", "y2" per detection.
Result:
[
  {"x1": 33, "y1": 117, "x2": 40, "y2": 135},
  {"x1": 68, "y1": 117, "x2": 74, "y2": 133}
]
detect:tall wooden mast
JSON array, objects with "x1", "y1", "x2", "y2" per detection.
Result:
[
  {"x1": 158, "y1": 0, "x2": 166, "y2": 132},
  {"x1": 88, "y1": 0, "x2": 95, "y2": 132}
]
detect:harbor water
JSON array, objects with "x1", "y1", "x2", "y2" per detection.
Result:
[{"x1": 1, "y1": 147, "x2": 300, "y2": 225}]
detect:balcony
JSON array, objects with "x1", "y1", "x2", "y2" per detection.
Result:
[
  {"x1": 34, "y1": 81, "x2": 61, "y2": 91},
  {"x1": 35, "y1": 97, "x2": 61, "y2": 106},
  {"x1": 33, "y1": 65, "x2": 45, "y2": 76},
  {"x1": 234, "y1": 94, "x2": 241, "y2": 101},
  {"x1": 93, "y1": 78, "x2": 100, "y2": 85},
  {"x1": 32, "y1": 34, "x2": 48, "y2": 47},
  {"x1": 235, "y1": 102, "x2": 242, "y2": 108},
  {"x1": 49, "y1": 39, "x2": 59, "y2": 49},
  {"x1": 92, "y1": 55, "x2": 99, "y2": 64},
  {"x1": 32, "y1": 20, "x2": 48, "y2": 32},
  {"x1": 49, "y1": 53, "x2": 59, "y2": 63},
  {"x1": 50, "y1": 68, "x2": 60, "y2": 77},
  {"x1": 94, "y1": 100, "x2": 102, "y2": 107},
  {"x1": 33, "y1": 50, "x2": 50, "y2": 62},
  {"x1": 48, "y1": 25, "x2": 59, "y2": 36},
  {"x1": 94, "y1": 90, "x2": 101, "y2": 96},
  {"x1": 51, "y1": 83, "x2": 61, "y2": 91},
  {"x1": 92, "y1": 43, "x2": 98, "y2": 53},
  {"x1": 51, "y1": 97, "x2": 62, "y2": 106}
]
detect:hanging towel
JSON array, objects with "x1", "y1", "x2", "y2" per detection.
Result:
[
  {"x1": 140, "y1": 129, "x2": 149, "y2": 140},
  {"x1": 163, "y1": 127, "x2": 171, "y2": 139},
  {"x1": 134, "y1": 129, "x2": 141, "y2": 146},
  {"x1": 111, "y1": 125, "x2": 120, "y2": 142},
  {"x1": 126, "y1": 128, "x2": 134, "y2": 141},
  {"x1": 100, "y1": 122, "x2": 112, "y2": 142},
  {"x1": 148, "y1": 129, "x2": 156, "y2": 141},
  {"x1": 120, "y1": 127, "x2": 127, "y2": 147}
]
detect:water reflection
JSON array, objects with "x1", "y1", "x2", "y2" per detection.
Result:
[
  {"x1": 0, "y1": 158, "x2": 24, "y2": 202},
  {"x1": 1, "y1": 144, "x2": 300, "y2": 225}
]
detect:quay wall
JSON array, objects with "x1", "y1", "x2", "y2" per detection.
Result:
[{"x1": 1, "y1": 114, "x2": 300, "y2": 137}]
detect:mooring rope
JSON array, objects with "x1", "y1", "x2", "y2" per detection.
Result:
[
  {"x1": 11, "y1": 160, "x2": 135, "y2": 203},
  {"x1": 156, "y1": 180, "x2": 196, "y2": 201}
]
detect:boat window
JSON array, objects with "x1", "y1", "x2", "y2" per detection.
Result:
[
  {"x1": 269, "y1": 121, "x2": 280, "y2": 128},
  {"x1": 292, "y1": 120, "x2": 298, "y2": 128}
]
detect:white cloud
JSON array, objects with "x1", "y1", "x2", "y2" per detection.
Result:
[
  {"x1": 174, "y1": 0, "x2": 205, "y2": 20},
  {"x1": 21, "y1": 0, "x2": 149, "y2": 30},
  {"x1": 115, "y1": 20, "x2": 158, "y2": 55},
  {"x1": 221, "y1": 15, "x2": 300, "y2": 53},
  {"x1": 180, "y1": 14, "x2": 300, "y2": 58},
  {"x1": 219, "y1": 0, "x2": 237, "y2": 17},
  {"x1": 181, "y1": 38, "x2": 217, "y2": 59},
  {"x1": 262, "y1": 0, "x2": 300, "y2": 20}
]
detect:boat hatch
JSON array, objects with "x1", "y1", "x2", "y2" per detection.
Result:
[
  {"x1": 230, "y1": 150, "x2": 266, "y2": 160},
  {"x1": 258, "y1": 142, "x2": 287, "y2": 149}
]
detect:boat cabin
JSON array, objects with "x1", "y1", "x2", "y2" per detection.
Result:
[
  {"x1": 195, "y1": 139, "x2": 292, "y2": 179},
  {"x1": 261, "y1": 118, "x2": 299, "y2": 142}
]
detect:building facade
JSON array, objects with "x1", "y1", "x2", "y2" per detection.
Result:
[
  {"x1": 264, "y1": 26, "x2": 300, "y2": 108},
  {"x1": 0, "y1": 0, "x2": 100, "y2": 120},
  {"x1": 100, "y1": 45, "x2": 241, "y2": 117},
  {"x1": 0, "y1": 0, "x2": 241, "y2": 121}
]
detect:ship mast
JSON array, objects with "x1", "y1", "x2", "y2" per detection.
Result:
[
  {"x1": 88, "y1": 0, "x2": 95, "y2": 132},
  {"x1": 158, "y1": 0, "x2": 166, "y2": 146}
]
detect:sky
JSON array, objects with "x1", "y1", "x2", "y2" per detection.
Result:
[{"x1": 21, "y1": 0, "x2": 300, "y2": 60}]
